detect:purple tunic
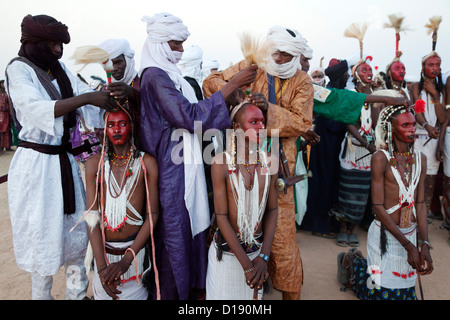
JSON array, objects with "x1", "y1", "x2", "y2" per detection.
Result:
[{"x1": 140, "y1": 67, "x2": 231, "y2": 299}]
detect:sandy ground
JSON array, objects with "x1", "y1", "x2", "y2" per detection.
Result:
[{"x1": 0, "y1": 148, "x2": 449, "y2": 300}]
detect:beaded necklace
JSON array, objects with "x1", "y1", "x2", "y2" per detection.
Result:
[
  {"x1": 241, "y1": 154, "x2": 261, "y2": 177},
  {"x1": 110, "y1": 149, "x2": 132, "y2": 167}
]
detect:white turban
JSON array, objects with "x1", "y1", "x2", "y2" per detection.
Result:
[
  {"x1": 303, "y1": 46, "x2": 313, "y2": 60},
  {"x1": 202, "y1": 59, "x2": 220, "y2": 79},
  {"x1": 98, "y1": 38, "x2": 137, "y2": 85},
  {"x1": 140, "y1": 13, "x2": 210, "y2": 238},
  {"x1": 139, "y1": 12, "x2": 196, "y2": 102},
  {"x1": 264, "y1": 26, "x2": 309, "y2": 79},
  {"x1": 143, "y1": 12, "x2": 190, "y2": 43},
  {"x1": 177, "y1": 44, "x2": 203, "y2": 84}
]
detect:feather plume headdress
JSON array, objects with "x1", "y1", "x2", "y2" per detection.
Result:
[
  {"x1": 344, "y1": 22, "x2": 369, "y2": 77},
  {"x1": 422, "y1": 16, "x2": 442, "y2": 63},
  {"x1": 239, "y1": 32, "x2": 274, "y2": 68},
  {"x1": 70, "y1": 45, "x2": 113, "y2": 83},
  {"x1": 384, "y1": 14, "x2": 408, "y2": 69},
  {"x1": 239, "y1": 32, "x2": 273, "y2": 94}
]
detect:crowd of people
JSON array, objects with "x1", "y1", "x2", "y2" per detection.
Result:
[{"x1": 3, "y1": 11, "x2": 449, "y2": 301}]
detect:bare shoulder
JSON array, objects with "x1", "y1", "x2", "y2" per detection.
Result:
[
  {"x1": 212, "y1": 152, "x2": 228, "y2": 166},
  {"x1": 410, "y1": 82, "x2": 420, "y2": 98},
  {"x1": 419, "y1": 151, "x2": 427, "y2": 167},
  {"x1": 211, "y1": 152, "x2": 229, "y2": 177},
  {"x1": 142, "y1": 152, "x2": 158, "y2": 171},
  {"x1": 85, "y1": 153, "x2": 101, "y2": 173},
  {"x1": 371, "y1": 150, "x2": 389, "y2": 171}
]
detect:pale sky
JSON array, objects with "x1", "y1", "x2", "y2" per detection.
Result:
[{"x1": 1, "y1": 0, "x2": 449, "y2": 84}]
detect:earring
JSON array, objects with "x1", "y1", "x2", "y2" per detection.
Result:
[{"x1": 230, "y1": 129, "x2": 236, "y2": 172}]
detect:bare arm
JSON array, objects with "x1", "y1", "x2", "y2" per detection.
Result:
[
  {"x1": 371, "y1": 151, "x2": 421, "y2": 270},
  {"x1": 211, "y1": 155, "x2": 254, "y2": 273},
  {"x1": 416, "y1": 153, "x2": 433, "y2": 275},
  {"x1": 54, "y1": 90, "x2": 119, "y2": 118},
  {"x1": 100, "y1": 154, "x2": 160, "y2": 285},
  {"x1": 250, "y1": 172, "x2": 278, "y2": 291},
  {"x1": 84, "y1": 154, "x2": 122, "y2": 299}
]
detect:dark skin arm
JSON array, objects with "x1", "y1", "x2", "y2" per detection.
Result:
[
  {"x1": 211, "y1": 154, "x2": 278, "y2": 291},
  {"x1": 54, "y1": 90, "x2": 119, "y2": 118},
  {"x1": 99, "y1": 154, "x2": 159, "y2": 289},
  {"x1": 251, "y1": 173, "x2": 278, "y2": 290},
  {"x1": 84, "y1": 154, "x2": 121, "y2": 298},
  {"x1": 371, "y1": 151, "x2": 429, "y2": 271},
  {"x1": 437, "y1": 78, "x2": 450, "y2": 161},
  {"x1": 413, "y1": 153, "x2": 433, "y2": 275},
  {"x1": 84, "y1": 153, "x2": 159, "y2": 299},
  {"x1": 220, "y1": 65, "x2": 258, "y2": 100},
  {"x1": 411, "y1": 81, "x2": 444, "y2": 139},
  {"x1": 107, "y1": 82, "x2": 138, "y2": 104}
]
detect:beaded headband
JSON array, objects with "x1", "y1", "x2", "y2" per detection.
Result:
[{"x1": 230, "y1": 100, "x2": 250, "y2": 122}]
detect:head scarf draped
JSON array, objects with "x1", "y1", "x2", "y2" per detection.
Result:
[
  {"x1": 18, "y1": 14, "x2": 74, "y2": 116},
  {"x1": 263, "y1": 26, "x2": 309, "y2": 79},
  {"x1": 98, "y1": 38, "x2": 138, "y2": 85},
  {"x1": 177, "y1": 44, "x2": 203, "y2": 84},
  {"x1": 139, "y1": 12, "x2": 196, "y2": 102}
]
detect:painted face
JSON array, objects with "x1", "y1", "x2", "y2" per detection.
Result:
[
  {"x1": 106, "y1": 110, "x2": 131, "y2": 145},
  {"x1": 111, "y1": 54, "x2": 126, "y2": 81},
  {"x1": 311, "y1": 70, "x2": 325, "y2": 85},
  {"x1": 272, "y1": 50, "x2": 294, "y2": 65},
  {"x1": 423, "y1": 56, "x2": 441, "y2": 79},
  {"x1": 393, "y1": 112, "x2": 416, "y2": 144},
  {"x1": 390, "y1": 61, "x2": 406, "y2": 82},
  {"x1": 356, "y1": 62, "x2": 373, "y2": 84},
  {"x1": 235, "y1": 104, "x2": 265, "y2": 144}
]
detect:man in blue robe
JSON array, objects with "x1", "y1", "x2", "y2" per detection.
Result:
[{"x1": 138, "y1": 12, "x2": 257, "y2": 300}]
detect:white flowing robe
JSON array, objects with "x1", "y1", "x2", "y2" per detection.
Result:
[{"x1": 6, "y1": 60, "x2": 104, "y2": 276}]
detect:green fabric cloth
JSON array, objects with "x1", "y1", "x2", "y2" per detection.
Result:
[{"x1": 313, "y1": 85, "x2": 366, "y2": 126}]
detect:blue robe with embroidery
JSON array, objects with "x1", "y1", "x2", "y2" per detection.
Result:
[{"x1": 139, "y1": 67, "x2": 231, "y2": 299}]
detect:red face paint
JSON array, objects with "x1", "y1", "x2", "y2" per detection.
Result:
[
  {"x1": 393, "y1": 112, "x2": 416, "y2": 144},
  {"x1": 106, "y1": 110, "x2": 131, "y2": 146},
  {"x1": 356, "y1": 62, "x2": 373, "y2": 84},
  {"x1": 390, "y1": 61, "x2": 406, "y2": 82},
  {"x1": 423, "y1": 56, "x2": 441, "y2": 79},
  {"x1": 239, "y1": 104, "x2": 265, "y2": 144}
]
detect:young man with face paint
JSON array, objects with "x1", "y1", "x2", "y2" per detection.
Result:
[
  {"x1": 344, "y1": 104, "x2": 433, "y2": 300},
  {"x1": 384, "y1": 60, "x2": 409, "y2": 99},
  {"x1": 331, "y1": 59, "x2": 377, "y2": 248},
  {"x1": 84, "y1": 108, "x2": 159, "y2": 300},
  {"x1": 206, "y1": 100, "x2": 278, "y2": 300},
  {"x1": 98, "y1": 39, "x2": 141, "y2": 147},
  {"x1": 204, "y1": 25, "x2": 314, "y2": 300},
  {"x1": 411, "y1": 54, "x2": 447, "y2": 221}
]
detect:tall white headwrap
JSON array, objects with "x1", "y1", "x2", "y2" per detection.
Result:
[
  {"x1": 140, "y1": 12, "x2": 209, "y2": 237},
  {"x1": 263, "y1": 26, "x2": 309, "y2": 79},
  {"x1": 140, "y1": 12, "x2": 196, "y2": 101},
  {"x1": 178, "y1": 44, "x2": 203, "y2": 85},
  {"x1": 98, "y1": 38, "x2": 138, "y2": 85}
]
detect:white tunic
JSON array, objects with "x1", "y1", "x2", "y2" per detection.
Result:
[
  {"x1": 6, "y1": 60, "x2": 104, "y2": 276},
  {"x1": 414, "y1": 90, "x2": 441, "y2": 175}
]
